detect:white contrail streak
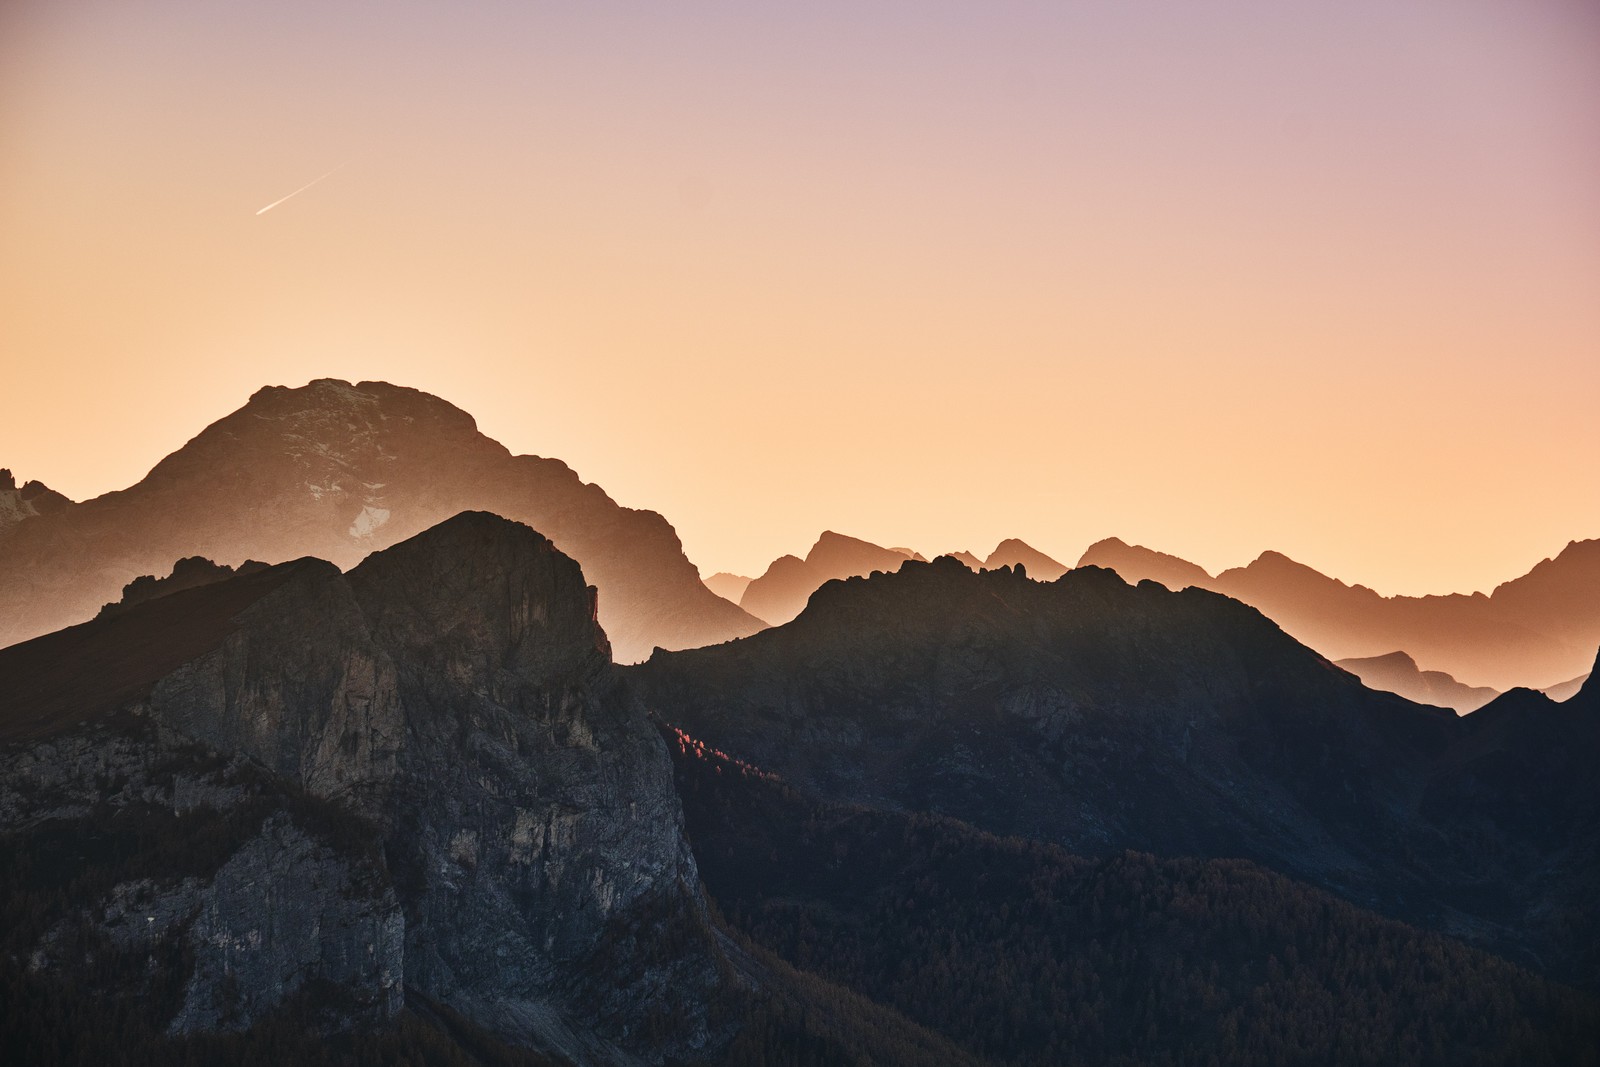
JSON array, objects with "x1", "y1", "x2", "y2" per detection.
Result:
[{"x1": 255, "y1": 163, "x2": 346, "y2": 216}]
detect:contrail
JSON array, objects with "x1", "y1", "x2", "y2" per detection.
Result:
[{"x1": 255, "y1": 162, "x2": 346, "y2": 216}]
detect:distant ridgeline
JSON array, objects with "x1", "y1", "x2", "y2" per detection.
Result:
[
  {"x1": 0, "y1": 379, "x2": 764, "y2": 662},
  {"x1": 3, "y1": 381, "x2": 1598, "y2": 1065}
]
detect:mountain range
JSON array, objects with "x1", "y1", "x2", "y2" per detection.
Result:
[
  {"x1": 634, "y1": 557, "x2": 1600, "y2": 988},
  {"x1": 1079, "y1": 536, "x2": 1600, "y2": 691},
  {"x1": 1333, "y1": 650, "x2": 1500, "y2": 713},
  {"x1": 0, "y1": 379, "x2": 763, "y2": 662},
  {"x1": 0, "y1": 512, "x2": 986, "y2": 1065},
  {"x1": 733, "y1": 533, "x2": 1067, "y2": 625},
  {"x1": 7, "y1": 512, "x2": 1597, "y2": 1064},
  {"x1": 5, "y1": 380, "x2": 1599, "y2": 1064}
]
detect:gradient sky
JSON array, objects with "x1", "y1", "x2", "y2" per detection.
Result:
[{"x1": 2, "y1": 1, "x2": 1597, "y2": 595}]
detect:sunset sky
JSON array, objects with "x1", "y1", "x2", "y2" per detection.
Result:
[{"x1": 2, "y1": 1, "x2": 1596, "y2": 595}]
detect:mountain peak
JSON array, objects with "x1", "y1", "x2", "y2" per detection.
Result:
[
  {"x1": 805, "y1": 530, "x2": 911, "y2": 569},
  {"x1": 0, "y1": 380, "x2": 763, "y2": 660},
  {"x1": 1076, "y1": 538, "x2": 1213, "y2": 590},
  {"x1": 983, "y1": 538, "x2": 1067, "y2": 580}
]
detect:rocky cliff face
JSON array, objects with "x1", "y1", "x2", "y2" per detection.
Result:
[
  {"x1": 0, "y1": 511, "x2": 728, "y2": 1063},
  {"x1": 0, "y1": 379, "x2": 764, "y2": 661}
]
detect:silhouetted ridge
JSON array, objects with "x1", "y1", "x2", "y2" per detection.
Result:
[
  {"x1": 1067, "y1": 536, "x2": 1600, "y2": 690},
  {"x1": 1335, "y1": 650, "x2": 1499, "y2": 713},
  {"x1": 1077, "y1": 536, "x2": 1213, "y2": 589},
  {"x1": 0, "y1": 558, "x2": 323, "y2": 742},
  {"x1": 0, "y1": 378, "x2": 764, "y2": 660},
  {"x1": 982, "y1": 537, "x2": 1067, "y2": 580},
  {"x1": 634, "y1": 566, "x2": 1600, "y2": 987},
  {"x1": 739, "y1": 530, "x2": 923, "y2": 626},
  {"x1": 99, "y1": 556, "x2": 271, "y2": 617}
]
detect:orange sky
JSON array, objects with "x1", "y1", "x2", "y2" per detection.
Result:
[{"x1": 2, "y1": 1, "x2": 1597, "y2": 595}]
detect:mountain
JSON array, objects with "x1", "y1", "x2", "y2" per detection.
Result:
[
  {"x1": 1073, "y1": 536, "x2": 1600, "y2": 690},
  {"x1": 981, "y1": 537, "x2": 1067, "y2": 580},
  {"x1": 1078, "y1": 535, "x2": 1211, "y2": 589},
  {"x1": 738, "y1": 531, "x2": 923, "y2": 626},
  {"x1": 0, "y1": 379, "x2": 764, "y2": 662},
  {"x1": 0, "y1": 467, "x2": 71, "y2": 537},
  {"x1": 1335, "y1": 650, "x2": 1499, "y2": 713},
  {"x1": 673, "y1": 740, "x2": 1600, "y2": 1066},
  {"x1": 1, "y1": 511, "x2": 991, "y2": 1066},
  {"x1": 1546, "y1": 672, "x2": 1592, "y2": 702},
  {"x1": 0, "y1": 512, "x2": 730, "y2": 1062},
  {"x1": 632, "y1": 560, "x2": 1600, "y2": 985},
  {"x1": 702, "y1": 571, "x2": 752, "y2": 604},
  {"x1": 737, "y1": 533, "x2": 1074, "y2": 626}
]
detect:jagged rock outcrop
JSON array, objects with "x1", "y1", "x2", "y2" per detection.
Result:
[
  {"x1": 0, "y1": 467, "x2": 72, "y2": 538},
  {"x1": 0, "y1": 379, "x2": 764, "y2": 661},
  {"x1": 0, "y1": 512, "x2": 729, "y2": 1063},
  {"x1": 1335, "y1": 650, "x2": 1499, "y2": 714},
  {"x1": 633, "y1": 560, "x2": 1600, "y2": 986},
  {"x1": 99, "y1": 556, "x2": 271, "y2": 617},
  {"x1": 1075, "y1": 536, "x2": 1600, "y2": 690}
]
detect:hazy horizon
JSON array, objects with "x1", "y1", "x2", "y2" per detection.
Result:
[{"x1": 4, "y1": 1, "x2": 1597, "y2": 596}]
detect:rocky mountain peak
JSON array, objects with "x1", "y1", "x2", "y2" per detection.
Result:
[
  {"x1": 804, "y1": 530, "x2": 918, "y2": 573},
  {"x1": 349, "y1": 510, "x2": 610, "y2": 679},
  {"x1": 0, "y1": 380, "x2": 763, "y2": 660}
]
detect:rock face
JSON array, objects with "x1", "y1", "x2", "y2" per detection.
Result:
[
  {"x1": 0, "y1": 512, "x2": 727, "y2": 1063},
  {"x1": 632, "y1": 559, "x2": 1600, "y2": 985},
  {"x1": 1335, "y1": 650, "x2": 1499, "y2": 714},
  {"x1": 1076, "y1": 536, "x2": 1600, "y2": 691},
  {"x1": 0, "y1": 467, "x2": 71, "y2": 537},
  {"x1": 0, "y1": 379, "x2": 764, "y2": 661}
]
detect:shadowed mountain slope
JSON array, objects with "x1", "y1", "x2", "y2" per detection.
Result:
[
  {"x1": 1076, "y1": 536, "x2": 1600, "y2": 690},
  {"x1": 0, "y1": 379, "x2": 764, "y2": 662},
  {"x1": 633, "y1": 560, "x2": 1600, "y2": 987},
  {"x1": 2, "y1": 511, "x2": 995, "y2": 1066},
  {"x1": 673, "y1": 741, "x2": 1600, "y2": 1067}
]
